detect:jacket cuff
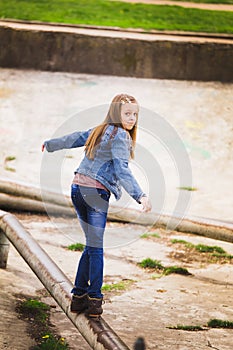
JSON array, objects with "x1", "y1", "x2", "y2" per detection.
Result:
[{"x1": 137, "y1": 193, "x2": 147, "y2": 204}]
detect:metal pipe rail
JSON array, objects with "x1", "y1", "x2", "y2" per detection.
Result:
[
  {"x1": 0, "y1": 210, "x2": 130, "y2": 350},
  {"x1": 0, "y1": 178, "x2": 232, "y2": 244}
]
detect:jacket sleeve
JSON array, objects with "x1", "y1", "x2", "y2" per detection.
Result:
[
  {"x1": 111, "y1": 130, "x2": 145, "y2": 203},
  {"x1": 44, "y1": 129, "x2": 91, "y2": 152}
]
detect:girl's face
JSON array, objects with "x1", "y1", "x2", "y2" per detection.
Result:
[{"x1": 120, "y1": 103, "x2": 138, "y2": 130}]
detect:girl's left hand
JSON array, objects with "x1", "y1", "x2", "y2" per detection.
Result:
[{"x1": 140, "y1": 196, "x2": 152, "y2": 212}]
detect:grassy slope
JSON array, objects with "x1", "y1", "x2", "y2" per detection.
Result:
[
  {"x1": 0, "y1": 0, "x2": 232, "y2": 33},
  {"x1": 170, "y1": 0, "x2": 233, "y2": 4}
]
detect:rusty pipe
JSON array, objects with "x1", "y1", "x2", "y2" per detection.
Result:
[{"x1": 0, "y1": 210, "x2": 130, "y2": 350}]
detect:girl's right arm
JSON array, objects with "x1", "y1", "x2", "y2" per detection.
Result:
[
  {"x1": 42, "y1": 129, "x2": 91, "y2": 152},
  {"x1": 111, "y1": 129, "x2": 152, "y2": 212}
]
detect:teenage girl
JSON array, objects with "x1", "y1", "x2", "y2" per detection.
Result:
[{"x1": 42, "y1": 93, "x2": 152, "y2": 317}]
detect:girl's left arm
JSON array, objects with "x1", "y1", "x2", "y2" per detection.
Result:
[{"x1": 42, "y1": 129, "x2": 91, "y2": 152}]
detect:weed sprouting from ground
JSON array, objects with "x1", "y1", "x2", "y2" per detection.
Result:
[
  {"x1": 138, "y1": 258, "x2": 164, "y2": 270},
  {"x1": 16, "y1": 298, "x2": 50, "y2": 325},
  {"x1": 171, "y1": 239, "x2": 233, "y2": 262},
  {"x1": 4, "y1": 155, "x2": 16, "y2": 172},
  {"x1": 208, "y1": 319, "x2": 233, "y2": 328},
  {"x1": 140, "y1": 231, "x2": 161, "y2": 239},
  {"x1": 15, "y1": 295, "x2": 69, "y2": 350},
  {"x1": 177, "y1": 186, "x2": 198, "y2": 191},
  {"x1": 171, "y1": 239, "x2": 195, "y2": 249},
  {"x1": 138, "y1": 258, "x2": 191, "y2": 276},
  {"x1": 168, "y1": 318, "x2": 233, "y2": 331},
  {"x1": 168, "y1": 324, "x2": 206, "y2": 331},
  {"x1": 163, "y1": 266, "x2": 192, "y2": 276},
  {"x1": 67, "y1": 243, "x2": 85, "y2": 251},
  {"x1": 195, "y1": 244, "x2": 225, "y2": 254},
  {"x1": 102, "y1": 279, "x2": 134, "y2": 292}
]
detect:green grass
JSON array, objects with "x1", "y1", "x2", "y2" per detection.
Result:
[
  {"x1": 168, "y1": 318, "x2": 233, "y2": 332},
  {"x1": 177, "y1": 186, "x2": 198, "y2": 191},
  {"x1": 17, "y1": 298, "x2": 50, "y2": 323},
  {"x1": 171, "y1": 239, "x2": 233, "y2": 260},
  {"x1": 195, "y1": 244, "x2": 225, "y2": 254},
  {"x1": 32, "y1": 334, "x2": 69, "y2": 350},
  {"x1": 208, "y1": 319, "x2": 233, "y2": 328},
  {"x1": 138, "y1": 258, "x2": 164, "y2": 270},
  {"x1": 171, "y1": 239, "x2": 195, "y2": 248},
  {"x1": 173, "y1": 0, "x2": 233, "y2": 3},
  {"x1": 138, "y1": 258, "x2": 191, "y2": 276},
  {"x1": 0, "y1": 0, "x2": 233, "y2": 34},
  {"x1": 168, "y1": 324, "x2": 206, "y2": 331},
  {"x1": 31, "y1": 334, "x2": 69, "y2": 350},
  {"x1": 140, "y1": 231, "x2": 161, "y2": 239},
  {"x1": 102, "y1": 280, "x2": 134, "y2": 292},
  {"x1": 5, "y1": 155, "x2": 16, "y2": 162},
  {"x1": 16, "y1": 296, "x2": 69, "y2": 349},
  {"x1": 4, "y1": 155, "x2": 16, "y2": 172},
  {"x1": 212, "y1": 252, "x2": 233, "y2": 259},
  {"x1": 67, "y1": 242, "x2": 85, "y2": 251},
  {"x1": 4, "y1": 167, "x2": 16, "y2": 172},
  {"x1": 163, "y1": 266, "x2": 192, "y2": 275}
]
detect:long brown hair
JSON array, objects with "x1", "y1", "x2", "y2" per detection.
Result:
[{"x1": 85, "y1": 93, "x2": 139, "y2": 160}]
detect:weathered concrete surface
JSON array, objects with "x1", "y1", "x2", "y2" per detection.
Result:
[
  {"x1": 0, "y1": 20, "x2": 233, "y2": 82},
  {"x1": 0, "y1": 68, "x2": 232, "y2": 221},
  {"x1": 1, "y1": 214, "x2": 233, "y2": 350},
  {"x1": 0, "y1": 68, "x2": 232, "y2": 349},
  {"x1": 0, "y1": 210, "x2": 130, "y2": 350}
]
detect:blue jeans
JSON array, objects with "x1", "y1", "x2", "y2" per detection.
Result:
[{"x1": 71, "y1": 184, "x2": 110, "y2": 298}]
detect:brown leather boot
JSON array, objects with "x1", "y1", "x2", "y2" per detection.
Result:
[
  {"x1": 70, "y1": 293, "x2": 88, "y2": 313},
  {"x1": 86, "y1": 296, "x2": 103, "y2": 317}
]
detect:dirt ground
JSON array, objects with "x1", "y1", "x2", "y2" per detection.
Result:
[{"x1": 0, "y1": 68, "x2": 233, "y2": 349}]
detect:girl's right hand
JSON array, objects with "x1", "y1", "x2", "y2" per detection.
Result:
[{"x1": 140, "y1": 196, "x2": 152, "y2": 212}]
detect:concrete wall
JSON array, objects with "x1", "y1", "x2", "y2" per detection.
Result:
[{"x1": 0, "y1": 23, "x2": 232, "y2": 82}]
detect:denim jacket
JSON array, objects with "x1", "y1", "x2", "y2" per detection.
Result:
[{"x1": 44, "y1": 124, "x2": 145, "y2": 202}]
